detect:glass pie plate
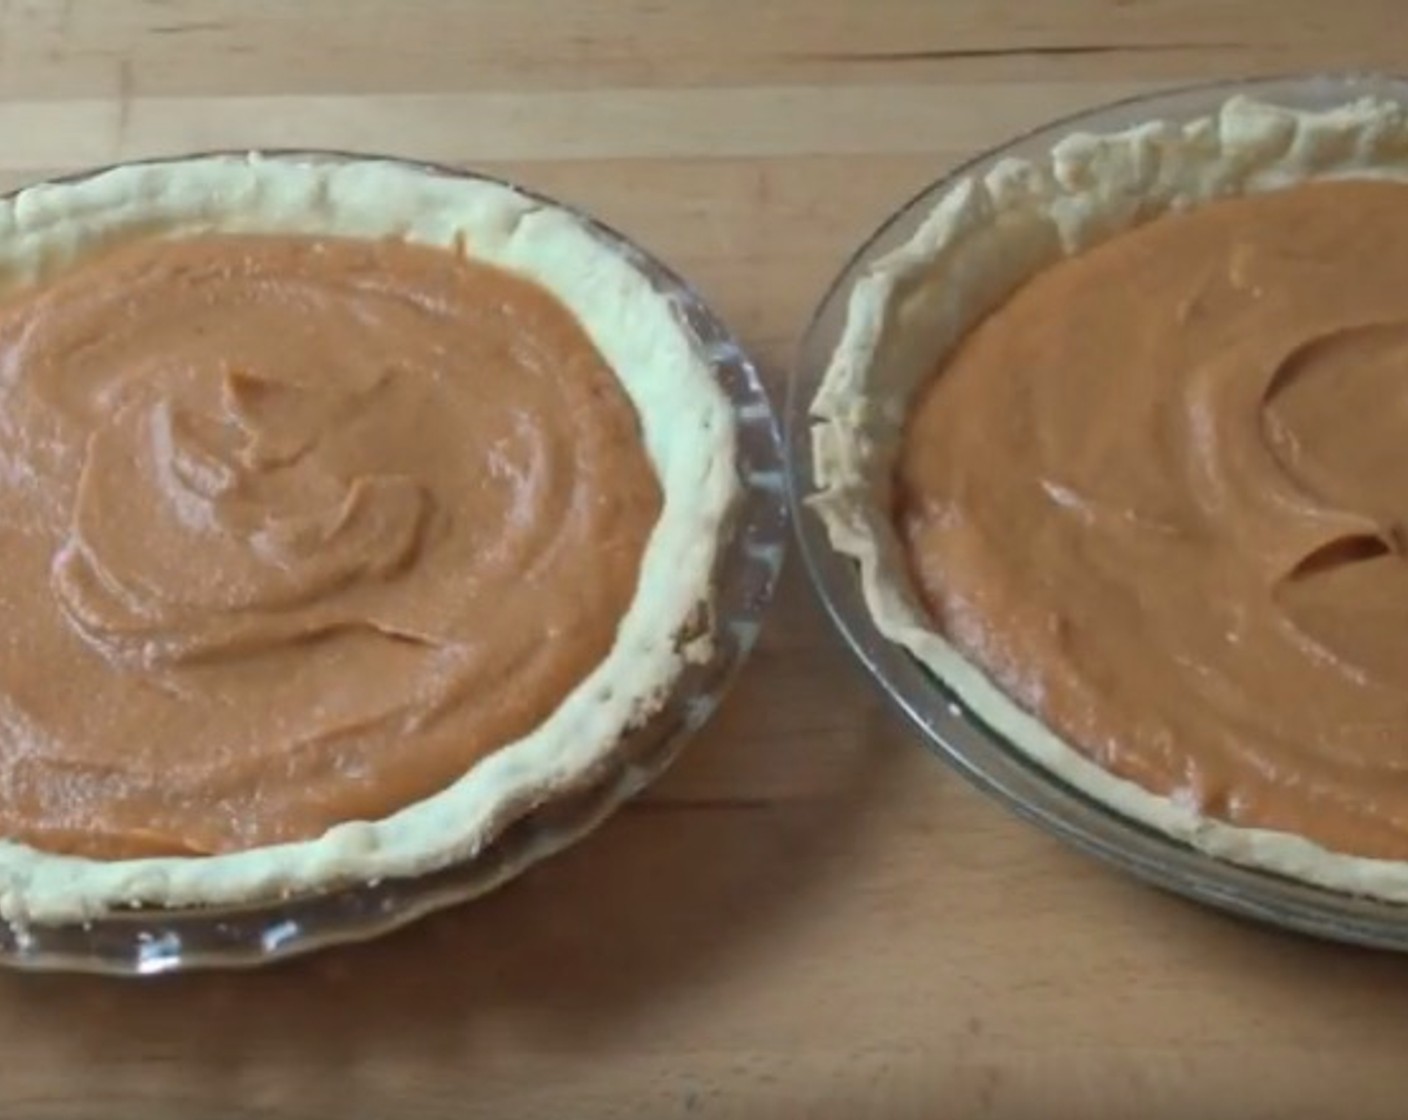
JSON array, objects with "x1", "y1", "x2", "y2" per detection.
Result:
[
  {"x1": 788, "y1": 73, "x2": 1408, "y2": 951},
  {"x1": 0, "y1": 154, "x2": 787, "y2": 974}
]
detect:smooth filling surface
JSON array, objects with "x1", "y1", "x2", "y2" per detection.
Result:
[
  {"x1": 898, "y1": 179, "x2": 1408, "y2": 860},
  {"x1": 0, "y1": 233, "x2": 659, "y2": 858}
]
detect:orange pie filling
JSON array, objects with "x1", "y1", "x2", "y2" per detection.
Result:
[
  {"x1": 0, "y1": 233, "x2": 659, "y2": 859},
  {"x1": 898, "y1": 179, "x2": 1408, "y2": 859}
]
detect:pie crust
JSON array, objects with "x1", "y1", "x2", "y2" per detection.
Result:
[
  {"x1": 811, "y1": 95, "x2": 1408, "y2": 901},
  {"x1": 0, "y1": 155, "x2": 738, "y2": 922}
]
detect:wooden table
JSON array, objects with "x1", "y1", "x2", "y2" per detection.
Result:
[{"x1": 3, "y1": 2, "x2": 1408, "y2": 1117}]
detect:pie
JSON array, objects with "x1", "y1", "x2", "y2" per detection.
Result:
[
  {"x1": 811, "y1": 95, "x2": 1408, "y2": 900},
  {"x1": 0, "y1": 155, "x2": 737, "y2": 922}
]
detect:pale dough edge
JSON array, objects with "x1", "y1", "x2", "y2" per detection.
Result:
[
  {"x1": 0, "y1": 155, "x2": 740, "y2": 923},
  {"x1": 810, "y1": 94, "x2": 1408, "y2": 904}
]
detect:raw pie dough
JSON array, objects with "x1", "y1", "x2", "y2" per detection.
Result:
[
  {"x1": 812, "y1": 95, "x2": 1408, "y2": 902},
  {"x1": 0, "y1": 155, "x2": 737, "y2": 922}
]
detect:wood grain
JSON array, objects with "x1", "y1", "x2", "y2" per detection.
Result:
[{"x1": 2, "y1": 2, "x2": 1408, "y2": 1118}]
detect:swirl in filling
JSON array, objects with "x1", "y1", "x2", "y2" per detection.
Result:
[
  {"x1": 899, "y1": 179, "x2": 1408, "y2": 858},
  {"x1": 0, "y1": 233, "x2": 659, "y2": 857}
]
